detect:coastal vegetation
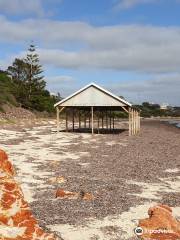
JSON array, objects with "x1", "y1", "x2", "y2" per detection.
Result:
[
  {"x1": 135, "y1": 102, "x2": 180, "y2": 118},
  {"x1": 0, "y1": 44, "x2": 61, "y2": 114}
]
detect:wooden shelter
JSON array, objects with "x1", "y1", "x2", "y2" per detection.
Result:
[{"x1": 54, "y1": 83, "x2": 140, "y2": 136}]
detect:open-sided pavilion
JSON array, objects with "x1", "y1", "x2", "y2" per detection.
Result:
[{"x1": 54, "y1": 83, "x2": 140, "y2": 136}]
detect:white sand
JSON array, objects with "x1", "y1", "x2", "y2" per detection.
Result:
[
  {"x1": 165, "y1": 168, "x2": 179, "y2": 173},
  {"x1": 48, "y1": 203, "x2": 156, "y2": 240},
  {"x1": 0, "y1": 121, "x2": 91, "y2": 202},
  {"x1": 127, "y1": 176, "x2": 180, "y2": 200}
]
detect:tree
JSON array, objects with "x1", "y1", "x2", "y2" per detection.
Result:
[
  {"x1": 0, "y1": 71, "x2": 18, "y2": 107},
  {"x1": 119, "y1": 95, "x2": 125, "y2": 100},
  {"x1": 6, "y1": 43, "x2": 58, "y2": 113},
  {"x1": 7, "y1": 58, "x2": 27, "y2": 104},
  {"x1": 24, "y1": 44, "x2": 46, "y2": 103}
]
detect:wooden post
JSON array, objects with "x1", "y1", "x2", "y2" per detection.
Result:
[
  {"x1": 110, "y1": 110, "x2": 112, "y2": 131},
  {"x1": 72, "y1": 109, "x2": 75, "y2": 132},
  {"x1": 84, "y1": 113, "x2": 86, "y2": 128},
  {"x1": 129, "y1": 108, "x2": 131, "y2": 136},
  {"x1": 97, "y1": 112, "x2": 100, "y2": 134},
  {"x1": 91, "y1": 106, "x2": 94, "y2": 134},
  {"x1": 102, "y1": 115, "x2": 104, "y2": 129},
  {"x1": 134, "y1": 110, "x2": 136, "y2": 135},
  {"x1": 138, "y1": 111, "x2": 140, "y2": 133},
  {"x1": 139, "y1": 112, "x2": 141, "y2": 132},
  {"x1": 79, "y1": 110, "x2": 81, "y2": 129},
  {"x1": 89, "y1": 112, "x2": 91, "y2": 129},
  {"x1": 57, "y1": 107, "x2": 60, "y2": 132},
  {"x1": 133, "y1": 109, "x2": 135, "y2": 135},
  {"x1": 132, "y1": 109, "x2": 134, "y2": 136},
  {"x1": 113, "y1": 115, "x2": 115, "y2": 131},
  {"x1": 66, "y1": 108, "x2": 68, "y2": 132},
  {"x1": 136, "y1": 111, "x2": 138, "y2": 134},
  {"x1": 106, "y1": 111, "x2": 108, "y2": 129}
]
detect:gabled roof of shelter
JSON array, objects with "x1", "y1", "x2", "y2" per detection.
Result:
[{"x1": 54, "y1": 82, "x2": 132, "y2": 107}]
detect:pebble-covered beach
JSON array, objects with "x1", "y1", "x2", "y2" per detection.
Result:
[{"x1": 0, "y1": 119, "x2": 179, "y2": 240}]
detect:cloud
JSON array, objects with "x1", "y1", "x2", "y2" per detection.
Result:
[
  {"x1": 45, "y1": 75, "x2": 78, "y2": 97},
  {"x1": 1, "y1": 16, "x2": 180, "y2": 73},
  {"x1": 0, "y1": 0, "x2": 61, "y2": 16},
  {"x1": 0, "y1": 0, "x2": 45, "y2": 16},
  {"x1": 106, "y1": 74, "x2": 180, "y2": 105},
  {"x1": 46, "y1": 75, "x2": 74, "y2": 83},
  {"x1": 115, "y1": 0, "x2": 158, "y2": 10},
  {"x1": 45, "y1": 73, "x2": 180, "y2": 105}
]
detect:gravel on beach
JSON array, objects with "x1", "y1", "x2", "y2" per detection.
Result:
[{"x1": 0, "y1": 119, "x2": 179, "y2": 240}]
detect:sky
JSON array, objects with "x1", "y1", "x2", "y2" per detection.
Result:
[{"x1": 0, "y1": 0, "x2": 180, "y2": 105}]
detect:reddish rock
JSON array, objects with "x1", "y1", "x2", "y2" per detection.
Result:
[
  {"x1": 56, "y1": 189, "x2": 94, "y2": 201},
  {"x1": 0, "y1": 149, "x2": 14, "y2": 176},
  {"x1": 138, "y1": 204, "x2": 180, "y2": 240},
  {"x1": 56, "y1": 189, "x2": 78, "y2": 199},
  {"x1": 0, "y1": 149, "x2": 58, "y2": 240},
  {"x1": 82, "y1": 192, "x2": 95, "y2": 201}
]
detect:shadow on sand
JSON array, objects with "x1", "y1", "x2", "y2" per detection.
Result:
[{"x1": 59, "y1": 128, "x2": 127, "y2": 134}]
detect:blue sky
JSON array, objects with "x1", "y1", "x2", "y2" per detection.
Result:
[{"x1": 0, "y1": 0, "x2": 180, "y2": 105}]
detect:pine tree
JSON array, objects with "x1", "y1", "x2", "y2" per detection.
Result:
[
  {"x1": 6, "y1": 44, "x2": 57, "y2": 112},
  {"x1": 25, "y1": 44, "x2": 46, "y2": 102}
]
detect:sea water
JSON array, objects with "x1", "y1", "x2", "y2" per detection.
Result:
[{"x1": 168, "y1": 120, "x2": 180, "y2": 128}]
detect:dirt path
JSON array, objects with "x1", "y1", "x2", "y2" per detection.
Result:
[{"x1": 0, "y1": 120, "x2": 179, "y2": 240}]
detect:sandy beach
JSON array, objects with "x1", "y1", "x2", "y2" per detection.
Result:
[{"x1": 0, "y1": 119, "x2": 179, "y2": 240}]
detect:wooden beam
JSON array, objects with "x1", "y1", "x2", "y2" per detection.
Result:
[
  {"x1": 91, "y1": 106, "x2": 94, "y2": 134},
  {"x1": 121, "y1": 106, "x2": 129, "y2": 113},
  {"x1": 59, "y1": 107, "x2": 65, "y2": 113}
]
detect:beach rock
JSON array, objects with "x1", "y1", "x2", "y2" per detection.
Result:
[
  {"x1": 56, "y1": 189, "x2": 95, "y2": 201},
  {"x1": 49, "y1": 176, "x2": 66, "y2": 184},
  {"x1": 0, "y1": 149, "x2": 58, "y2": 240},
  {"x1": 138, "y1": 204, "x2": 180, "y2": 240}
]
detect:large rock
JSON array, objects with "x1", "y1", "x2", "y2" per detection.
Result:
[
  {"x1": 0, "y1": 149, "x2": 59, "y2": 240},
  {"x1": 138, "y1": 204, "x2": 180, "y2": 240}
]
